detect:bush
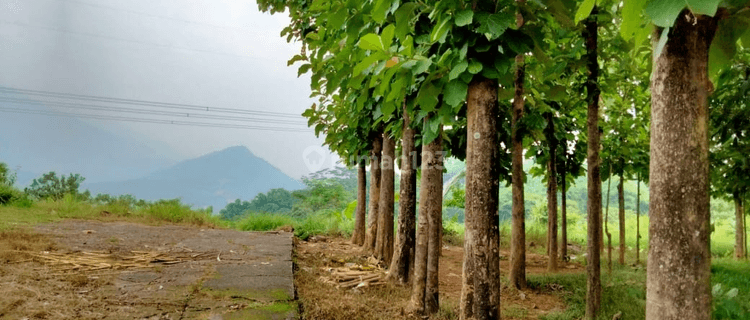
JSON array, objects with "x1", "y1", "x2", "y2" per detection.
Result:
[
  {"x1": 25, "y1": 172, "x2": 86, "y2": 201},
  {"x1": 235, "y1": 213, "x2": 295, "y2": 232}
]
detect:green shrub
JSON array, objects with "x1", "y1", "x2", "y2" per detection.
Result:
[{"x1": 235, "y1": 213, "x2": 295, "y2": 231}]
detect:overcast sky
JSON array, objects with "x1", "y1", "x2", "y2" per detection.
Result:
[{"x1": 0, "y1": 0, "x2": 337, "y2": 179}]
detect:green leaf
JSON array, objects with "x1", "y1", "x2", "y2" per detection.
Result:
[
  {"x1": 416, "y1": 82, "x2": 442, "y2": 112},
  {"x1": 381, "y1": 102, "x2": 396, "y2": 116},
  {"x1": 430, "y1": 17, "x2": 453, "y2": 43},
  {"x1": 653, "y1": 27, "x2": 669, "y2": 60},
  {"x1": 455, "y1": 9, "x2": 474, "y2": 27},
  {"x1": 298, "y1": 63, "x2": 311, "y2": 76},
  {"x1": 476, "y1": 12, "x2": 513, "y2": 38},
  {"x1": 645, "y1": 0, "x2": 685, "y2": 27},
  {"x1": 403, "y1": 35, "x2": 414, "y2": 56},
  {"x1": 708, "y1": 18, "x2": 742, "y2": 79},
  {"x1": 620, "y1": 0, "x2": 647, "y2": 40},
  {"x1": 395, "y1": 2, "x2": 420, "y2": 41},
  {"x1": 444, "y1": 79, "x2": 468, "y2": 107},
  {"x1": 413, "y1": 58, "x2": 433, "y2": 75},
  {"x1": 381, "y1": 24, "x2": 396, "y2": 51},
  {"x1": 358, "y1": 33, "x2": 384, "y2": 51},
  {"x1": 575, "y1": 0, "x2": 596, "y2": 25},
  {"x1": 437, "y1": 48, "x2": 454, "y2": 67},
  {"x1": 685, "y1": 0, "x2": 720, "y2": 16},
  {"x1": 468, "y1": 59, "x2": 483, "y2": 74},
  {"x1": 449, "y1": 60, "x2": 469, "y2": 80},
  {"x1": 372, "y1": 0, "x2": 390, "y2": 24}
]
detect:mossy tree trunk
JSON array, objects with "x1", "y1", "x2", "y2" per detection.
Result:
[
  {"x1": 388, "y1": 103, "x2": 417, "y2": 284},
  {"x1": 645, "y1": 11, "x2": 716, "y2": 320},
  {"x1": 364, "y1": 133, "x2": 382, "y2": 253},
  {"x1": 460, "y1": 77, "x2": 501, "y2": 319}
]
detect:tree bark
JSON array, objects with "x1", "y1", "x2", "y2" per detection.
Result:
[
  {"x1": 509, "y1": 17, "x2": 527, "y2": 290},
  {"x1": 408, "y1": 118, "x2": 443, "y2": 316},
  {"x1": 734, "y1": 194, "x2": 745, "y2": 259},
  {"x1": 388, "y1": 103, "x2": 417, "y2": 284},
  {"x1": 546, "y1": 113, "x2": 558, "y2": 272},
  {"x1": 561, "y1": 140, "x2": 567, "y2": 261},
  {"x1": 584, "y1": 7, "x2": 602, "y2": 320},
  {"x1": 351, "y1": 159, "x2": 367, "y2": 246},
  {"x1": 460, "y1": 77, "x2": 500, "y2": 320},
  {"x1": 605, "y1": 169, "x2": 612, "y2": 274},
  {"x1": 636, "y1": 176, "x2": 641, "y2": 264},
  {"x1": 646, "y1": 11, "x2": 716, "y2": 320},
  {"x1": 376, "y1": 135, "x2": 396, "y2": 264},
  {"x1": 618, "y1": 172, "x2": 625, "y2": 265},
  {"x1": 364, "y1": 134, "x2": 382, "y2": 253}
]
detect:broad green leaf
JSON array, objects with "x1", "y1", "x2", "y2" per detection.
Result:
[
  {"x1": 395, "y1": 3, "x2": 420, "y2": 41},
  {"x1": 468, "y1": 59, "x2": 483, "y2": 74},
  {"x1": 444, "y1": 79, "x2": 468, "y2": 107},
  {"x1": 287, "y1": 54, "x2": 306, "y2": 66},
  {"x1": 416, "y1": 81, "x2": 442, "y2": 112},
  {"x1": 653, "y1": 27, "x2": 669, "y2": 59},
  {"x1": 620, "y1": 0, "x2": 647, "y2": 40},
  {"x1": 455, "y1": 9, "x2": 474, "y2": 27},
  {"x1": 358, "y1": 33, "x2": 384, "y2": 51},
  {"x1": 403, "y1": 35, "x2": 414, "y2": 56},
  {"x1": 575, "y1": 0, "x2": 596, "y2": 25},
  {"x1": 413, "y1": 59, "x2": 433, "y2": 75},
  {"x1": 685, "y1": 0, "x2": 720, "y2": 16},
  {"x1": 381, "y1": 102, "x2": 396, "y2": 116},
  {"x1": 437, "y1": 48, "x2": 454, "y2": 67},
  {"x1": 382, "y1": 24, "x2": 396, "y2": 51},
  {"x1": 708, "y1": 18, "x2": 743, "y2": 79},
  {"x1": 353, "y1": 54, "x2": 383, "y2": 75},
  {"x1": 298, "y1": 63, "x2": 311, "y2": 76},
  {"x1": 449, "y1": 60, "x2": 469, "y2": 80},
  {"x1": 430, "y1": 17, "x2": 453, "y2": 43},
  {"x1": 726, "y1": 288, "x2": 739, "y2": 299},
  {"x1": 477, "y1": 12, "x2": 513, "y2": 38},
  {"x1": 372, "y1": 0, "x2": 390, "y2": 24},
  {"x1": 645, "y1": 0, "x2": 685, "y2": 27},
  {"x1": 327, "y1": 8, "x2": 348, "y2": 30}
]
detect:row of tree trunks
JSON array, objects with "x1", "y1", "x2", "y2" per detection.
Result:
[
  {"x1": 584, "y1": 6, "x2": 602, "y2": 319},
  {"x1": 546, "y1": 113, "x2": 558, "y2": 272},
  {"x1": 734, "y1": 194, "x2": 746, "y2": 259},
  {"x1": 560, "y1": 141, "x2": 568, "y2": 261},
  {"x1": 364, "y1": 134, "x2": 382, "y2": 252},
  {"x1": 376, "y1": 135, "x2": 395, "y2": 264},
  {"x1": 618, "y1": 170, "x2": 626, "y2": 265},
  {"x1": 509, "y1": 6, "x2": 527, "y2": 290},
  {"x1": 408, "y1": 118, "x2": 443, "y2": 316},
  {"x1": 645, "y1": 12, "x2": 716, "y2": 320},
  {"x1": 351, "y1": 160, "x2": 367, "y2": 246},
  {"x1": 460, "y1": 77, "x2": 501, "y2": 319},
  {"x1": 388, "y1": 103, "x2": 417, "y2": 284}
]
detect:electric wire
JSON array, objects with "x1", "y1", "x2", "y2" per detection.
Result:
[{"x1": 0, "y1": 107, "x2": 311, "y2": 132}]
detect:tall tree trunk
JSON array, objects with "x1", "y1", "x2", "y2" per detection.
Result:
[
  {"x1": 351, "y1": 159, "x2": 367, "y2": 245},
  {"x1": 560, "y1": 140, "x2": 567, "y2": 261},
  {"x1": 364, "y1": 134, "x2": 383, "y2": 253},
  {"x1": 646, "y1": 12, "x2": 716, "y2": 320},
  {"x1": 408, "y1": 118, "x2": 443, "y2": 316},
  {"x1": 636, "y1": 176, "x2": 641, "y2": 264},
  {"x1": 546, "y1": 113, "x2": 558, "y2": 272},
  {"x1": 425, "y1": 132, "x2": 444, "y2": 314},
  {"x1": 376, "y1": 135, "x2": 396, "y2": 264},
  {"x1": 605, "y1": 169, "x2": 612, "y2": 274},
  {"x1": 388, "y1": 103, "x2": 417, "y2": 284},
  {"x1": 509, "y1": 7, "x2": 527, "y2": 289},
  {"x1": 745, "y1": 204, "x2": 748, "y2": 259},
  {"x1": 460, "y1": 77, "x2": 500, "y2": 320},
  {"x1": 734, "y1": 194, "x2": 745, "y2": 259},
  {"x1": 584, "y1": 7, "x2": 602, "y2": 320},
  {"x1": 618, "y1": 171, "x2": 625, "y2": 265}
]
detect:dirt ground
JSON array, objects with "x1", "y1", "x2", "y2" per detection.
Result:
[
  {"x1": 0, "y1": 220, "x2": 296, "y2": 320},
  {"x1": 295, "y1": 236, "x2": 585, "y2": 320}
]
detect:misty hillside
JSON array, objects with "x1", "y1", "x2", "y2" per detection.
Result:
[
  {"x1": 85, "y1": 146, "x2": 305, "y2": 212},
  {"x1": 0, "y1": 112, "x2": 178, "y2": 184}
]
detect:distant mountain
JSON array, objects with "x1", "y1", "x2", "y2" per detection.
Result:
[
  {"x1": 85, "y1": 146, "x2": 305, "y2": 212},
  {"x1": 0, "y1": 112, "x2": 178, "y2": 184}
]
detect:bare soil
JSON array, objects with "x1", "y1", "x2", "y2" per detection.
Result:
[
  {"x1": 0, "y1": 220, "x2": 295, "y2": 320},
  {"x1": 295, "y1": 236, "x2": 585, "y2": 320}
]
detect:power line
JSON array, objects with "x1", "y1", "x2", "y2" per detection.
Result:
[
  {"x1": 0, "y1": 87, "x2": 303, "y2": 119},
  {"x1": 0, "y1": 97, "x2": 308, "y2": 126},
  {"x1": 0, "y1": 19, "x2": 262, "y2": 60},
  {"x1": 0, "y1": 107, "x2": 311, "y2": 132}
]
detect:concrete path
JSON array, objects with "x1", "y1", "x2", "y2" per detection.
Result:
[{"x1": 34, "y1": 220, "x2": 296, "y2": 320}]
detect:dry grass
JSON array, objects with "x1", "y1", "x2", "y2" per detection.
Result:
[{"x1": 0, "y1": 229, "x2": 56, "y2": 263}]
